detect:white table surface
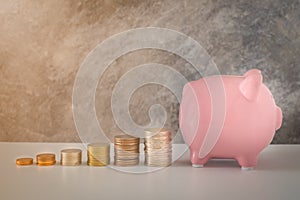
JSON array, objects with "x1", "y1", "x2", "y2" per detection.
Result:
[{"x1": 0, "y1": 143, "x2": 300, "y2": 200}]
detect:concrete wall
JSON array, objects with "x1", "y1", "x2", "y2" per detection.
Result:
[{"x1": 0, "y1": 0, "x2": 299, "y2": 143}]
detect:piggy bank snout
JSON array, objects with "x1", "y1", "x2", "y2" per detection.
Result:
[{"x1": 275, "y1": 106, "x2": 282, "y2": 130}]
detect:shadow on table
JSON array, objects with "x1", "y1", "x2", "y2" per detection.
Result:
[
  {"x1": 172, "y1": 145, "x2": 300, "y2": 171},
  {"x1": 256, "y1": 145, "x2": 300, "y2": 172},
  {"x1": 172, "y1": 158, "x2": 241, "y2": 168}
]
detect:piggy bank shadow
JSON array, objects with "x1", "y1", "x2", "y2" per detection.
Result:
[
  {"x1": 173, "y1": 158, "x2": 241, "y2": 168},
  {"x1": 255, "y1": 145, "x2": 300, "y2": 172},
  {"x1": 204, "y1": 159, "x2": 241, "y2": 168},
  {"x1": 173, "y1": 145, "x2": 300, "y2": 171}
]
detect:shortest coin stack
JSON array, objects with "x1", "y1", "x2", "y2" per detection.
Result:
[
  {"x1": 36, "y1": 153, "x2": 56, "y2": 166},
  {"x1": 16, "y1": 158, "x2": 33, "y2": 166},
  {"x1": 144, "y1": 128, "x2": 172, "y2": 167},
  {"x1": 87, "y1": 143, "x2": 110, "y2": 166},
  {"x1": 114, "y1": 135, "x2": 140, "y2": 166},
  {"x1": 60, "y1": 149, "x2": 82, "y2": 166}
]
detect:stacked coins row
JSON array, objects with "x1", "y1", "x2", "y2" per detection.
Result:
[
  {"x1": 144, "y1": 128, "x2": 172, "y2": 167},
  {"x1": 16, "y1": 129, "x2": 172, "y2": 167},
  {"x1": 87, "y1": 143, "x2": 110, "y2": 166},
  {"x1": 16, "y1": 150, "x2": 82, "y2": 166},
  {"x1": 15, "y1": 145, "x2": 111, "y2": 167},
  {"x1": 114, "y1": 135, "x2": 140, "y2": 166}
]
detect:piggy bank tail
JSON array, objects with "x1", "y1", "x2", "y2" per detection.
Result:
[{"x1": 275, "y1": 106, "x2": 282, "y2": 130}]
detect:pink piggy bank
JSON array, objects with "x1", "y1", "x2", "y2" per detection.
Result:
[{"x1": 179, "y1": 69, "x2": 282, "y2": 169}]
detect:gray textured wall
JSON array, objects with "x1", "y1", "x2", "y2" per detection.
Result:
[{"x1": 0, "y1": 0, "x2": 299, "y2": 143}]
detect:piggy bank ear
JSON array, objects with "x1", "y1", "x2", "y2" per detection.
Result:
[{"x1": 239, "y1": 69, "x2": 263, "y2": 101}]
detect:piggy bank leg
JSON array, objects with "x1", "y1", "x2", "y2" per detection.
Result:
[
  {"x1": 190, "y1": 150, "x2": 209, "y2": 168},
  {"x1": 236, "y1": 155, "x2": 258, "y2": 170}
]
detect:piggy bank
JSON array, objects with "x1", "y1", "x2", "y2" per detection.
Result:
[{"x1": 179, "y1": 69, "x2": 282, "y2": 169}]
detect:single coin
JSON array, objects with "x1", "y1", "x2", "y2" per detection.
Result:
[
  {"x1": 114, "y1": 145, "x2": 139, "y2": 151},
  {"x1": 37, "y1": 161, "x2": 56, "y2": 166},
  {"x1": 61, "y1": 149, "x2": 82, "y2": 154},
  {"x1": 16, "y1": 158, "x2": 33, "y2": 166},
  {"x1": 144, "y1": 128, "x2": 171, "y2": 138},
  {"x1": 36, "y1": 153, "x2": 55, "y2": 159},
  {"x1": 114, "y1": 135, "x2": 139, "y2": 142},
  {"x1": 88, "y1": 142, "x2": 110, "y2": 147},
  {"x1": 114, "y1": 158, "x2": 139, "y2": 166}
]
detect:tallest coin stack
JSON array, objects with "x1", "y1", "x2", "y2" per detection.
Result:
[{"x1": 144, "y1": 128, "x2": 172, "y2": 167}]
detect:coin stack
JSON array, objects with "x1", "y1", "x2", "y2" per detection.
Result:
[
  {"x1": 36, "y1": 153, "x2": 56, "y2": 166},
  {"x1": 144, "y1": 128, "x2": 172, "y2": 167},
  {"x1": 16, "y1": 158, "x2": 33, "y2": 166},
  {"x1": 87, "y1": 143, "x2": 110, "y2": 166},
  {"x1": 114, "y1": 135, "x2": 140, "y2": 166},
  {"x1": 60, "y1": 149, "x2": 82, "y2": 166}
]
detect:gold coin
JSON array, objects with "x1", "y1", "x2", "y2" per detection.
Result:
[
  {"x1": 145, "y1": 136, "x2": 171, "y2": 141},
  {"x1": 144, "y1": 128, "x2": 171, "y2": 137},
  {"x1": 37, "y1": 161, "x2": 56, "y2": 166},
  {"x1": 37, "y1": 153, "x2": 55, "y2": 159},
  {"x1": 114, "y1": 149, "x2": 140, "y2": 154},
  {"x1": 87, "y1": 162, "x2": 108, "y2": 166},
  {"x1": 114, "y1": 145, "x2": 139, "y2": 151},
  {"x1": 61, "y1": 149, "x2": 82, "y2": 154},
  {"x1": 87, "y1": 156, "x2": 110, "y2": 166},
  {"x1": 114, "y1": 158, "x2": 139, "y2": 166},
  {"x1": 88, "y1": 143, "x2": 110, "y2": 149},
  {"x1": 16, "y1": 158, "x2": 33, "y2": 166},
  {"x1": 114, "y1": 135, "x2": 139, "y2": 142},
  {"x1": 114, "y1": 142, "x2": 139, "y2": 146}
]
